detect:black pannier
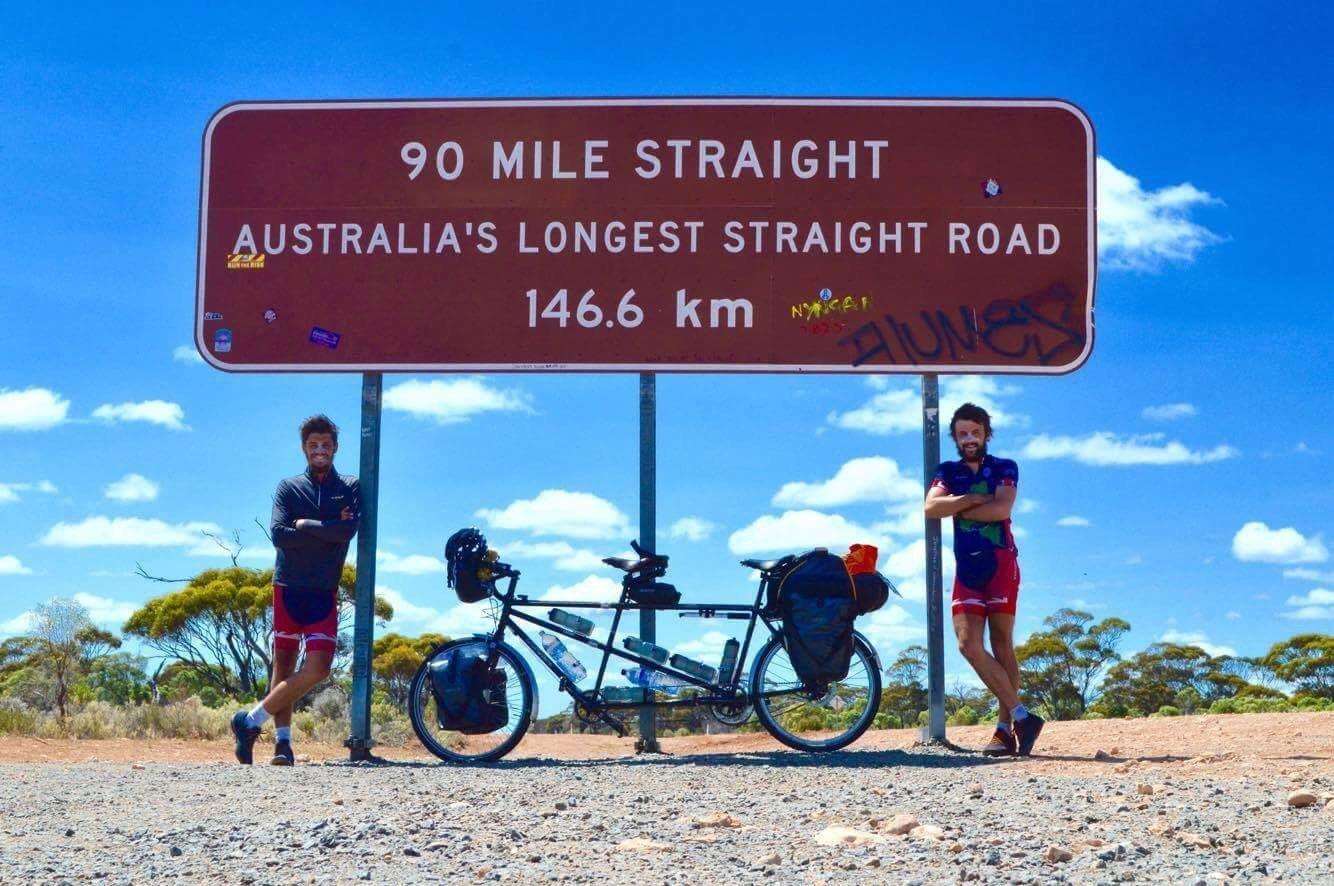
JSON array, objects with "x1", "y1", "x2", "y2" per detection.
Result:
[
  {"x1": 853, "y1": 571, "x2": 891, "y2": 615},
  {"x1": 775, "y1": 550, "x2": 857, "y2": 686},
  {"x1": 428, "y1": 648, "x2": 509, "y2": 734}
]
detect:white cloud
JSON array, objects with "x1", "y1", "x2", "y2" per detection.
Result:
[
  {"x1": 828, "y1": 375, "x2": 1023, "y2": 437},
  {"x1": 498, "y1": 539, "x2": 614, "y2": 572},
  {"x1": 0, "y1": 555, "x2": 33, "y2": 576},
  {"x1": 1142, "y1": 402, "x2": 1197, "y2": 422},
  {"x1": 383, "y1": 378, "x2": 532, "y2": 425},
  {"x1": 1225, "y1": 611, "x2": 1241, "y2": 620},
  {"x1": 1159, "y1": 630, "x2": 1236, "y2": 658},
  {"x1": 376, "y1": 586, "x2": 494, "y2": 636},
  {"x1": 1097, "y1": 156, "x2": 1224, "y2": 272},
  {"x1": 104, "y1": 473, "x2": 160, "y2": 502},
  {"x1": 0, "y1": 480, "x2": 59, "y2": 504},
  {"x1": 1285, "y1": 588, "x2": 1334, "y2": 607},
  {"x1": 0, "y1": 611, "x2": 35, "y2": 635},
  {"x1": 666, "y1": 517, "x2": 717, "y2": 542},
  {"x1": 673, "y1": 630, "x2": 734, "y2": 662},
  {"x1": 172, "y1": 345, "x2": 204, "y2": 365},
  {"x1": 1283, "y1": 567, "x2": 1334, "y2": 583},
  {"x1": 40, "y1": 516, "x2": 223, "y2": 548},
  {"x1": 1056, "y1": 515, "x2": 1091, "y2": 527},
  {"x1": 377, "y1": 552, "x2": 446, "y2": 575},
  {"x1": 92, "y1": 400, "x2": 189, "y2": 431},
  {"x1": 477, "y1": 489, "x2": 630, "y2": 540},
  {"x1": 72, "y1": 592, "x2": 137, "y2": 628},
  {"x1": 0, "y1": 387, "x2": 70, "y2": 431},
  {"x1": 540, "y1": 574, "x2": 623, "y2": 604},
  {"x1": 728, "y1": 510, "x2": 885, "y2": 556},
  {"x1": 861, "y1": 604, "x2": 925, "y2": 650},
  {"x1": 1015, "y1": 499, "x2": 1040, "y2": 515},
  {"x1": 1021, "y1": 432, "x2": 1237, "y2": 467},
  {"x1": 1282, "y1": 605, "x2": 1334, "y2": 621},
  {"x1": 1231, "y1": 522, "x2": 1328, "y2": 565},
  {"x1": 773, "y1": 457, "x2": 919, "y2": 508}
]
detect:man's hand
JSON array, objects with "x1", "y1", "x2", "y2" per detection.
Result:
[
  {"x1": 963, "y1": 493, "x2": 993, "y2": 507},
  {"x1": 294, "y1": 518, "x2": 317, "y2": 531},
  {"x1": 340, "y1": 507, "x2": 356, "y2": 521}
]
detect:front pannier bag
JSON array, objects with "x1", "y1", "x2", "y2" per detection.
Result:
[
  {"x1": 428, "y1": 648, "x2": 509, "y2": 734},
  {"x1": 775, "y1": 550, "x2": 858, "y2": 686}
]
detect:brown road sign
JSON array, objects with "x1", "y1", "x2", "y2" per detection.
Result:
[{"x1": 196, "y1": 98, "x2": 1095, "y2": 374}]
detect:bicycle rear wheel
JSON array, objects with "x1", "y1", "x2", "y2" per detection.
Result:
[
  {"x1": 751, "y1": 632, "x2": 881, "y2": 752},
  {"x1": 408, "y1": 637, "x2": 535, "y2": 763}
]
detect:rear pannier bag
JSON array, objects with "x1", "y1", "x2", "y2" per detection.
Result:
[
  {"x1": 775, "y1": 551, "x2": 858, "y2": 686},
  {"x1": 428, "y1": 648, "x2": 509, "y2": 734}
]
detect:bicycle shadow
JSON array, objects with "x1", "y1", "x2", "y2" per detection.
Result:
[{"x1": 343, "y1": 745, "x2": 1007, "y2": 771}]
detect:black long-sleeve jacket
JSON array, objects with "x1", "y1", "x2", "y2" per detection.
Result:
[{"x1": 270, "y1": 466, "x2": 360, "y2": 590}]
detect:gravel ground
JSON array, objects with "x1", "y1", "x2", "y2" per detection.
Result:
[{"x1": 2, "y1": 742, "x2": 1332, "y2": 884}]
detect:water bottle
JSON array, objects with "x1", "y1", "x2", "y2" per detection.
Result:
[
  {"x1": 548, "y1": 608, "x2": 594, "y2": 636},
  {"x1": 717, "y1": 638, "x2": 740, "y2": 684},
  {"x1": 540, "y1": 631, "x2": 587, "y2": 683},
  {"x1": 602, "y1": 686, "x2": 648, "y2": 704},
  {"x1": 622, "y1": 667, "x2": 688, "y2": 695},
  {"x1": 669, "y1": 654, "x2": 717, "y2": 684},
  {"x1": 622, "y1": 636, "x2": 668, "y2": 664}
]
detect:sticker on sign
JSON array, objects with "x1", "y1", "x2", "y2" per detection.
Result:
[{"x1": 196, "y1": 98, "x2": 1095, "y2": 374}]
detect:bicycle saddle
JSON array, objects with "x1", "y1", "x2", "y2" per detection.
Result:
[
  {"x1": 740, "y1": 555, "x2": 796, "y2": 573},
  {"x1": 603, "y1": 539, "x2": 669, "y2": 573}
]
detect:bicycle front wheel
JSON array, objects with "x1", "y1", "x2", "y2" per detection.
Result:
[
  {"x1": 751, "y1": 631, "x2": 881, "y2": 752},
  {"x1": 408, "y1": 637, "x2": 535, "y2": 763}
]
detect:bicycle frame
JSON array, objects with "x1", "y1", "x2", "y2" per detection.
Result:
[{"x1": 477, "y1": 562, "x2": 798, "y2": 717}]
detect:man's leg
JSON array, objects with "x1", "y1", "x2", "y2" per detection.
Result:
[
  {"x1": 952, "y1": 613, "x2": 1020, "y2": 713},
  {"x1": 988, "y1": 613, "x2": 1020, "y2": 728},
  {"x1": 254, "y1": 650, "x2": 334, "y2": 719},
  {"x1": 270, "y1": 646, "x2": 299, "y2": 732}
]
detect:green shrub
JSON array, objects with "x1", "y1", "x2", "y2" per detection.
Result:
[
  {"x1": 0, "y1": 699, "x2": 37, "y2": 735},
  {"x1": 1080, "y1": 711, "x2": 1106, "y2": 720},
  {"x1": 1154, "y1": 705, "x2": 1181, "y2": 717},
  {"x1": 947, "y1": 706, "x2": 980, "y2": 726}
]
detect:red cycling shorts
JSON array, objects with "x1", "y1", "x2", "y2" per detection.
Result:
[
  {"x1": 951, "y1": 548, "x2": 1020, "y2": 618},
  {"x1": 272, "y1": 584, "x2": 338, "y2": 654}
]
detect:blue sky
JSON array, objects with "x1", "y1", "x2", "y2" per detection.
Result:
[{"x1": 2, "y1": 4, "x2": 1331, "y2": 714}]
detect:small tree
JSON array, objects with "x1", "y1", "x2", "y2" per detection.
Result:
[
  {"x1": 1016, "y1": 609, "x2": 1130, "y2": 719},
  {"x1": 25, "y1": 599, "x2": 120, "y2": 720},
  {"x1": 880, "y1": 645, "x2": 928, "y2": 727},
  {"x1": 1261, "y1": 634, "x2": 1334, "y2": 699},
  {"x1": 373, "y1": 632, "x2": 448, "y2": 706}
]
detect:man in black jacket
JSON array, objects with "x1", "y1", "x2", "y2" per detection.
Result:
[{"x1": 231, "y1": 414, "x2": 359, "y2": 765}]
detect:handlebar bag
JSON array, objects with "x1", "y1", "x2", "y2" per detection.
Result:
[
  {"x1": 852, "y1": 571, "x2": 891, "y2": 615},
  {"x1": 428, "y1": 649, "x2": 509, "y2": 734},
  {"x1": 775, "y1": 551, "x2": 857, "y2": 685}
]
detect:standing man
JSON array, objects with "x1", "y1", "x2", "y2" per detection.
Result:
[
  {"x1": 924, "y1": 403, "x2": 1043, "y2": 757},
  {"x1": 232, "y1": 415, "x2": 359, "y2": 765}
]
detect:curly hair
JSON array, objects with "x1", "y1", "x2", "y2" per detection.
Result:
[
  {"x1": 949, "y1": 402, "x2": 992, "y2": 441},
  {"x1": 299, "y1": 414, "x2": 339, "y2": 445}
]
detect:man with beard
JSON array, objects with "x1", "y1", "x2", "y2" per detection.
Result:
[
  {"x1": 231, "y1": 414, "x2": 359, "y2": 765},
  {"x1": 924, "y1": 403, "x2": 1042, "y2": 756}
]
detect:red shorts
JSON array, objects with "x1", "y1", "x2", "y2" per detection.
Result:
[
  {"x1": 951, "y1": 548, "x2": 1020, "y2": 617},
  {"x1": 272, "y1": 584, "x2": 338, "y2": 654}
]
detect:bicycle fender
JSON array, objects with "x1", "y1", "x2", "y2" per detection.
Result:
[{"x1": 851, "y1": 629, "x2": 882, "y2": 673}]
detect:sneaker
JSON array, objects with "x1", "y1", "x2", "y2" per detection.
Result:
[
  {"x1": 1014, "y1": 713, "x2": 1045, "y2": 756},
  {"x1": 981, "y1": 727, "x2": 1017, "y2": 757},
  {"x1": 230, "y1": 710, "x2": 260, "y2": 765},
  {"x1": 271, "y1": 739, "x2": 295, "y2": 766}
]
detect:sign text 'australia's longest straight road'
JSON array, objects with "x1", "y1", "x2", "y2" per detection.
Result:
[{"x1": 196, "y1": 98, "x2": 1095, "y2": 374}]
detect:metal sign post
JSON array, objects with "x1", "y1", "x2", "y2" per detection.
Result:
[
  {"x1": 921, "y1": 374, "x2": 946, "y2": 741},
  {"x1": 347, "y1": 372, "x2": 382, "y2": 760},
  {"x1": 637, "y1": 372, "x2": 660, "y2": 752}
]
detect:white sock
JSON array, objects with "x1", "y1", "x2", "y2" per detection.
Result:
[
  {"x1": 1011, "y1": 703, "x2": 1029, "y2": 722},
  {"x1": 246, "y1": 705, "x2": 271, "y2": 728},
  {"x1": 275, "y1": 726, "x2": 291, "y2": 742}
]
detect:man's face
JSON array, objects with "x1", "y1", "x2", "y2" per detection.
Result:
[
  {"x1": 303, "y1": 433, "x2": 337, "y2": 472},
  {"x1": 953, "y1": 420, "x2": 988, "y2": 462}
]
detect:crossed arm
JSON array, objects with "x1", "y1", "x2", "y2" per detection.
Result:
[
  {"x1": 923, "y1": 483, "x2": 1017, "y2": 521},
  {"x1": 270, "y1": 482, "x2": 361, "y2": 549}
]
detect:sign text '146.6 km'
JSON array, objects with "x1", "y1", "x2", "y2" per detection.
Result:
[{"x1": 525, "y1": 289, "x2": 754, "y2": 330}]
